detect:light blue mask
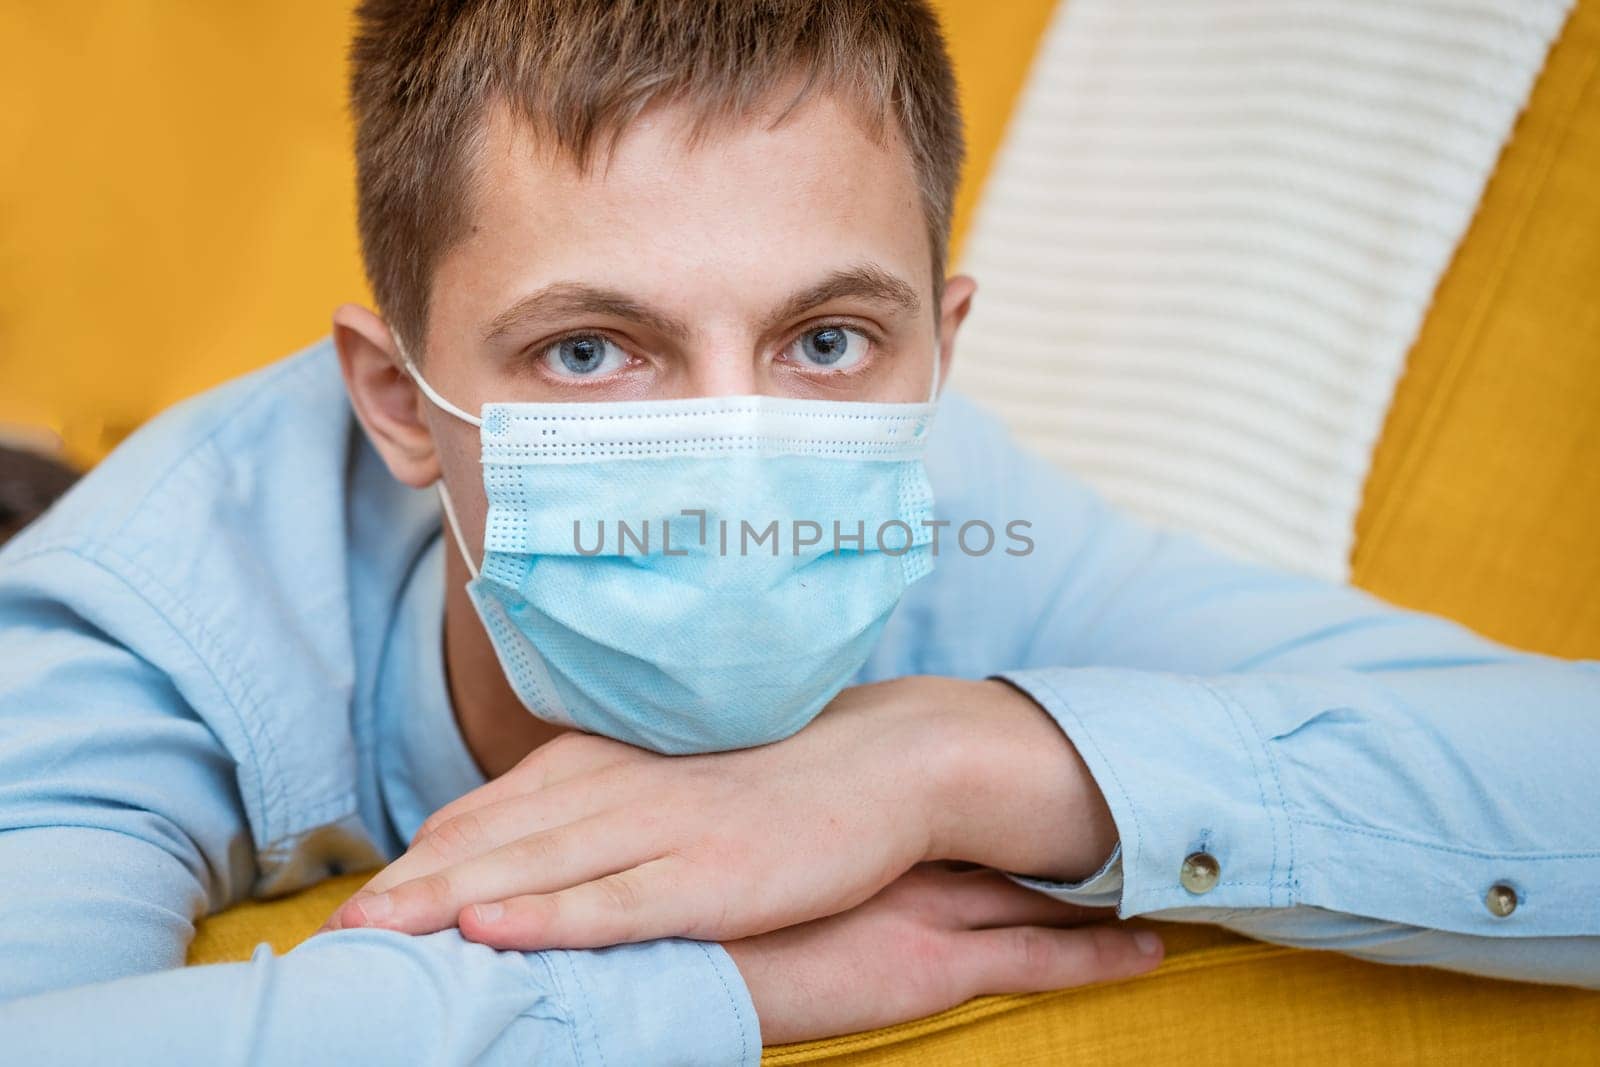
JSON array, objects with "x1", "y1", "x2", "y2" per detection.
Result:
[{"x1": 405, "y1": 355, "x2": 940, "y2": 754}]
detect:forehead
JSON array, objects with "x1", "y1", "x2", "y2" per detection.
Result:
[{"x1": 435, "y1": 91, "x2": 933, "y2": 324}]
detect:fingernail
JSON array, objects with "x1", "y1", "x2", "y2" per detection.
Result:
[
  {"x1": 351, "y1": 892, "x2": 393, "y2": 924},
  {"x1": 473, "y1": 901, "x2": 504, "y2": 924},
  {"x1": 1134, "y1": 930, "x2": 1163, "y2": 956}
]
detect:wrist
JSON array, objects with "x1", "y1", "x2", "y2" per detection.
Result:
[
  {"x1": 893, "y1": 676, "x2": 982, "y2": 864},
  {"x1": 922, "y1": 677, "x2": 1117, "y2": 882}
]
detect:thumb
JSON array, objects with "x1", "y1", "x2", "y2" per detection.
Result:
[{"x1": 958, "y1": 923, "x2": 1164, "y2": 997}]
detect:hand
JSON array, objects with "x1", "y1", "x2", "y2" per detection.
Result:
[
  {"x1": 320, "y1": 676, "x2": 1117, "y2": 951},
  {"x1": 725, "y1": 863, "x2": 1163, "y2": 1045}
]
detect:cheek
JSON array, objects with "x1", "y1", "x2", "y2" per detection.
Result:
[
  {"x1": 900, "y1": 351, "x2": 941, "y2": 402},
  {"x1": 886, "y1": 322, "x2": 943, "y2": 402}
]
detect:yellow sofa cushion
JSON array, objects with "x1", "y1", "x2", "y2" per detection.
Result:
[
  {"x1": 189, "y1": 873, "x2": 1600, "y2": 1063},
  {"x1": 1352, "y1": 0, "x2": 1600, "y2": 660}
]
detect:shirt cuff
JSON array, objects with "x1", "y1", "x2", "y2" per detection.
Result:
[
  {"x1": 539, "y1": 939, "x2": 760, "y2": 1066},
  {"x1": 1005, "y1": 844, "x2": 1125, "y2": 909},
  {"x1": 997, "y1": 666, "x2": 1295, "y2": 918}
]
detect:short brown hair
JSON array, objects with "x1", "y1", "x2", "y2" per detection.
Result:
[{"x1": 349, "y1": 0, "x2": 965, "y2": 356}]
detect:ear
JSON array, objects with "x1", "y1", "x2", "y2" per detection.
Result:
[
  {"x1": 935, "y1": 273, "x2": 977, "y2": 394},
  {"x1": 332, "y1": 303, "x2": 440, "y2": 489}
]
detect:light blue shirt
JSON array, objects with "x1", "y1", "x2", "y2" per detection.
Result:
[{"x1": 1, "y1": 341, "x2": 1596, "y2": 1063}]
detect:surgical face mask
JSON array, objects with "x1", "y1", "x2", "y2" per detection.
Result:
[{"x1": 402, "y1": 343, "x2": 940, "y2": 754}]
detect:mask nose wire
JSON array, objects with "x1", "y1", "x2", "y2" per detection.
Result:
[{"x1": 399, "y1": 345, "x2": 483, "y2": 580}]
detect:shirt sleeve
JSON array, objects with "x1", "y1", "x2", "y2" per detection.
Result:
[
  {"x1": 925, "y1": 399, "x2": 1600, "y2": 987},
  {"x1": 0, "y1": 558, "x2": 759, "y2": 1064},
  {"x1": 0, "y1": 926, "x2": 757, "y2": 1066}
]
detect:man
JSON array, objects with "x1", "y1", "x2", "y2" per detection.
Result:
[{"x1": 1, "y1": 0, "x2": 1596, "y2": 1062}]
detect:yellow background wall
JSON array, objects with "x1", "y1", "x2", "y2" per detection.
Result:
[{"x1": 1, "y1": 4, "x2": 360, "y2": 459}]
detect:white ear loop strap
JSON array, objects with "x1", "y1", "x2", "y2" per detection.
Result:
[
  {"x1": 436, "y1": 482, "x2": 480, "y2": 581},
  {"x1": 402, "y1": 355, "x2": 483, "y2": 428},
  {"x1": 397, "y1": 340, "x2": 484, "y2": 578}
]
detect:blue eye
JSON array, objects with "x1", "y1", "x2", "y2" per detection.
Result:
[
  {"x1": 543, "y1": 334, "x2": 627, "y2": 378},
  {"x1": 789, "y1": 325, "x2": 868, "y2": 370}
]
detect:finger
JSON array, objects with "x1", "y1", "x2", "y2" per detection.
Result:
[
  {"x1": 457, "y1": 855, "x2": 690, "y2": 951},
  {"x1": 958, "y1": 923, "x2": 1164, "y2": 997},
  {"x1": 332, "y1": 812, "x2": 652, "y2": 934},
  {"x1": 317, "y1": 868, "x2": 393, "y2": 931},
  {"x1": 323, "y1": 757, "x2": 654, "y2": 931},
  {"x1": 324, "y1": 794, "x2": 597, "y2": 925},
  {"x1": 323, "y1": 780, "x2": 589, "y2": 927},
  {"x1": 937, "y1": 869, "x2": 1104, "y2": 930},
  {"x1": 411, "y1": 733, "x2": 642, "y2": 849},
  {"x1": 366, "y1": 780, "x2": 625, "y2": 901}
]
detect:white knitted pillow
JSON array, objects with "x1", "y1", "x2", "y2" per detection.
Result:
[{"x1": 949, "y1": 0, "x2": 1571, "y2": 579}]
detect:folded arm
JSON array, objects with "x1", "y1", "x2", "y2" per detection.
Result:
[
  {"x1": 947, "y1": 405, "x2": 1600, "y2": 985},
  {"x1": 0, "y1": 558, "x2": 757, "y2": 1065}
]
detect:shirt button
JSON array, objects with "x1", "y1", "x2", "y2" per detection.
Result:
[
  {"x1": 1180, "y1": 851, "x2": 1221, "y2": 894},
  {"x1": 1485, "y1": 883, "x2": 1518, "y2": 918}
]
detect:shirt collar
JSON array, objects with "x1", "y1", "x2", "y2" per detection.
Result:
[{"x1": 374, "y1": 532, "x2": 488, "y2": 845}]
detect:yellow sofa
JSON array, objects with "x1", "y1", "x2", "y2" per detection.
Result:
[{"x1": 5, "y1": 0, "x2": 1598, "y2": 1060}]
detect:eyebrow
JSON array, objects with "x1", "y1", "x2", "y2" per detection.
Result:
[
  {"x1": 756, "y1": 264, "x2": 922, "y2": 336},
  {"x1": 480, "y1": 264, "x2": 922, "y2": 346},
  {"x1": 482, "y1": 283, "x2": 692, "y2": 344}
]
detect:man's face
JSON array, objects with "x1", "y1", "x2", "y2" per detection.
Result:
[{"x1": 342, "y1": 88, "x2": 973, "y2": 552}]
